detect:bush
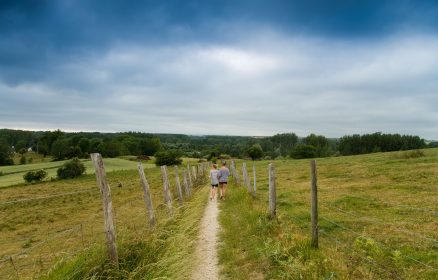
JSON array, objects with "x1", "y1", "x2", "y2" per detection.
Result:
[
  {"x1": 57, "y1": 158, "x2": 86, "y2": 179},
  {"x1": 23, "y1": 170, "x2": 47, "y2": 183},
  {"x1": 154, "y1": 150, "x2": 182, "y2": 166}
]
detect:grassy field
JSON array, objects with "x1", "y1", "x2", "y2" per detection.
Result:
[
  {"x1": 0, "y1": 158, "x2": 156, "y2": 188},
  {"x1": 219, "y1": 148, "x2": 438, "y2": 279},
  {"x1": 0, "y1": 162, "x2": 209, "y2": 279}
]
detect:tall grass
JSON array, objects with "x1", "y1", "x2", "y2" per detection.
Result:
[
  {"x1": 218, "y1": 149, "x2": 438, "y2": 279},
  {"x1": 0, "y1": 164, "x2": 209, "y2": 279}
]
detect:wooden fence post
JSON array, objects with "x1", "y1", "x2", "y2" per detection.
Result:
[
  {"x1": 253, "y1": 163, "x2": 257, "y2": 195},
  {"x1": 187, "y1": 163, "x2": 193, "y2": 189},
  {"x1": 137, "y1": 162, "x2": 156, "y2": 228},
  {"x1": 174, "y1": 166, "x2": 184, "y2": 206},
  {"x1": 182, "y1": 168, "x2": 191, "y2": 197},
  {"x1": 160, "y1": 165, "x2": 173, "y2": 216},
  {"x1": 268, "y1": 163, "x2": 276, "y2": 219},
  {"x1": 231, "y1": 160, "x2": 240, "y2": 185},
  {"x1": 242, "y1": 162, "x2": 251, "y2": 192},
  {"x1": 192, "y1": 166, "x2": 197, "y2": 183},
  {"x1": 310, "y1": 160, "x2": 318, "y2": 248},
  {"x1": 90, "y1": 153, "x2": 118, "y2": 266}
]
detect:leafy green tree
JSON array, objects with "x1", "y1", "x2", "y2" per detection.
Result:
[
  {"x1": 78, "y1": 138, "x2": 91, "y2": 154},
  {"x1": 290, "y1": 145, "x2": 317, "y2": 159},
  {"x1": 15, "y1": 140, "x2": 27, "y2": 152},
  {"x1": 304, "y1": 134, "x2": 330, "y2": 157},
  {"x1": 57, "y1": 158, "x2": 86, "y2": 179},
  {"x1": 139, "y1": 138, "x2": 163, "y2": 156},
  {"x1": 0, "y1": 140, "x2": 14, "y2": 166},
  {"x1": 51, "y1": 138, "x2": 70, "y2": 160},
  {"x1": 101, "y1": 140, "x2": 122, "y2": 158},
  {"x1": 154, "y1": 150, "x2": 182, "y2": 166},
  {"x1": 271, "y1": 133, "x2": 298, "y2": 156},
  {"x1": 246, "y1": 144, "x2": 264, "y2": 160}
]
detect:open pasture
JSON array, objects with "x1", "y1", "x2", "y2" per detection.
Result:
[
  {"x1": 219, "y1": 148, "x2": 438, "y2": 279},
  {"x1": 0, "y1": 158, "x2": 155, "y2": 188}
]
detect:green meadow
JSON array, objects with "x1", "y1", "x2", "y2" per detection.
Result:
[
  {"x1": 0, "y1": 149, "x2": 437, "y2": 279},
  {"x1": 0, "y1": 158, "x2": 155, "y2": 188},
  {"x1": 219, "y1": 148, "x2": 438, "y2": 279}
]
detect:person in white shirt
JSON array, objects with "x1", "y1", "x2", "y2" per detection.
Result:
[{"x1": 209, "y1": 163, "x2": 220, "y2": 200}]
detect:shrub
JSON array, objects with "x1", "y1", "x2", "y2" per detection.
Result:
[
  {"x1": 154, "y1": 150, "x2": 182, "y2": 166},
  {"x1": 23, "y1": 170, "x2": 47, "y2": 183},
  {"x1": 57, "y1": 158, "x2": 86, "y2": 179}
]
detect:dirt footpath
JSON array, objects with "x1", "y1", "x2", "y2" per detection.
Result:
[{"x1": 191, "y1": 196, "x2": 220, "y2": 280}]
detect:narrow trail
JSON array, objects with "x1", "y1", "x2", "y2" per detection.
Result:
[{"x1": 191, "y1": 194, "x2": 220, "y2": 280}]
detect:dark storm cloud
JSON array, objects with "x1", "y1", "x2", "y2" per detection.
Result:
[{"x1": 1, "y1": 0, "x2": 438, "y2": 138}]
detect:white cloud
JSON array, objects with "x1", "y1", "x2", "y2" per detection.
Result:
[{"x1": 1, "y1": 31, "x2": 438, "y2": 138}]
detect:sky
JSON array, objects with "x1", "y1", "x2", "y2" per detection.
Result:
[{"x1": 1, "y1": 0, "x2": 438, "y2": 139}]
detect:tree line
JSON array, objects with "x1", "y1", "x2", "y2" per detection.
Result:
[{"x1": 0, "y1": 128, "x2": 430, "y2": 166}]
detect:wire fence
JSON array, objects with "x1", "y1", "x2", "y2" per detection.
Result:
[
  {"x1": 233, "y1": 159, "x2": 438, "y2": 278},
  {"x1": 0, "y1": 160, "x2": 209, "y2": 279}
]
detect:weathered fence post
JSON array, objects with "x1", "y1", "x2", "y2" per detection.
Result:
[
  {"x1": 161, "y1": 165, "x2": 173, "y2": 216},
  {"x1": 138, "y1": 162, "x2": 156, "y2": 228},
  {"x1": 242, "y1": 162, "x2": 251, "y2": 192},
  {"x1": 253, "y1": 162, "x2": 257, "y2": 195},
  {"x1": 187, "y1": 163, "x2": 193, "y2": 189},
  {"x1": 231, "y1": 160, "x2": 240, "y2": 185},
  {"x1": 90, "y1": 153, "x2": 118, "y2": 266},
  {"x1": 174, "y1": 166, "x2": 184, "y2": 206},
  {"x1": 310, "y1": 160, "x2": 318, "y2": 248},
  {"x1": 182, "y1": 168, "x2": 191, "y2": 197},
  {"x1": 268, "y1": 163, "x2": 276, "y2": 219},
  {"x1": 192, "y1": 166, "x2": 197, "y2": 183}
]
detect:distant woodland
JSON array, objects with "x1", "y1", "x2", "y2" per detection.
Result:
[{"x1": 0, "y1": 128, "x2": 431, "y2": 166}]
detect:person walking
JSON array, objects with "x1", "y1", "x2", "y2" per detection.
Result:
[
  {"x1": 218, "y1": 161, "x2": 230, "y2": 200},
  {"x1": 209, "y1": 163, "x2": 220, "y2": 200}
]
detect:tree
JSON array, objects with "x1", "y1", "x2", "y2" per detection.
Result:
[
  {"x1": 304, "y1": 134, "x2": 330, "y2": 157},
  {"x1": 139, "y1": 137, "x2": 163, "y2": 156},
  {"x1": 57, "y1": 158, "x2": 86, "y2": 179},
  {"x1": 246, "y1": 144, "x2": 264, "y2": 160},
  {"x1": 15, "y1": 140, "x2": 27, "y2": 152},
  {"x1": 51, "y1": 138, "x2": 70, "y2": 160},
  {"x1": 290, "y1": 145, "x2": 317, "y2": 159},
  {"x1": 271, "y1": 133, "x2": 298, "y2": 156},
  {"x1": 0, "y1": 140, "x2": 14, "y2": 166},
  {"x1": 78, "y1": 138, "x2": 90, "y2": 154},
  {"x1": 154, "y1": 150, "x2": 182, "y2": 166}
]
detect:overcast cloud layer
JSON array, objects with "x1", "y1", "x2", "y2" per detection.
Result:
[{"x1": 1, "y1": 0, "x2": 438, "y2": 138}]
